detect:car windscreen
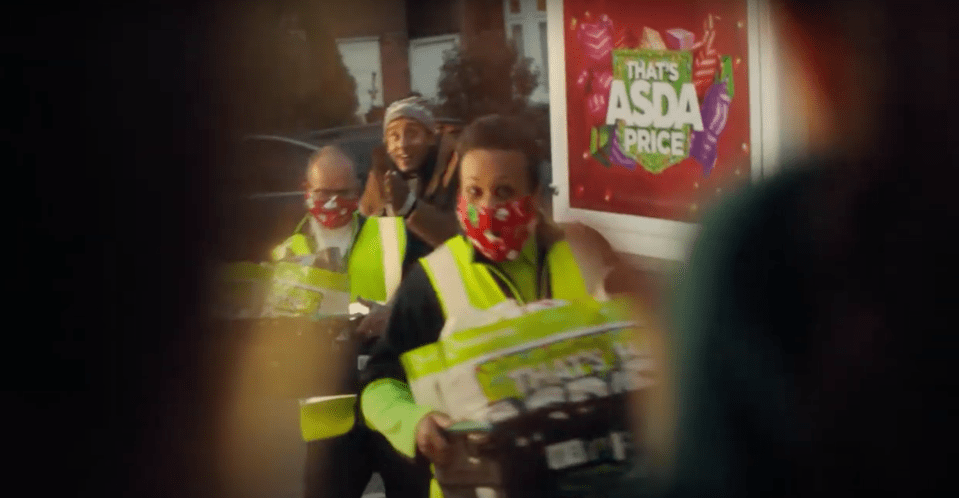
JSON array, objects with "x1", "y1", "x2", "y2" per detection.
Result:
[{"x1": 233, "y1": 137, "x2": 317, "y2": 195}]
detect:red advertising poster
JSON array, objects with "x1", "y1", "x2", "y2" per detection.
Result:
[{"x1": 564, "y1": 0, "x2": 751, "y2": 221}]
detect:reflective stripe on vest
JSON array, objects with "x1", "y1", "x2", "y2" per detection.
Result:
[
  {"x1": 419, "y1": 242, "x2": 475, "y2": 320},
  {"x1": 348, "y1": 216, "x2": 407, "y2": 303},
  {"x1": 377, "y1": 217, "x2": 404, "y2": 300},
  {"x1": 420, "y1": 235, "x2": 592, "y2": 328}
]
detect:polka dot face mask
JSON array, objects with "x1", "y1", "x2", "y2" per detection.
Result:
[
  {"x1": 456, "y1": 194, "x2": 537, "y2": 262},
  {"x1": 305, "y1": 192, "x2": 358, "y2": 229}
]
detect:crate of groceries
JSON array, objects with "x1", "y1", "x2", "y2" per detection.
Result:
[
  {"x1": 210, "y1": 255, "x2": 352, "y2": 321},
  {"x1": 436, "y1": 393, "x2": 642, "y2": 498},
  {"x1": 263, "y1": 261, "x2": 351, "y2": 319},
  {"x1": 400, "y1": 298, "x2": 654, "y2": 498}
]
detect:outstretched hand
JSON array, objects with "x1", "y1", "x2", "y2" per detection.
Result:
[
  {"x1": 353, "y1": 296, "x2": 391, "y2": 342},
  {"x1": 415, "y1": 411, "x2": 453, "y2": 466}
]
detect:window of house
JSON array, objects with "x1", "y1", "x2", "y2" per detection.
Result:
[
  {"x1": 408, "y1": 35, "x2": 460, "y2": 102},
  {"x1": 335, "y1": 37, "x2": 384, "y2": 119},
  {"x1": 503, "y1": 0, "x2": 548, "y2": 102},
  {"x1": 512, "y1": 24, "x2": 525, "y2": 58}
]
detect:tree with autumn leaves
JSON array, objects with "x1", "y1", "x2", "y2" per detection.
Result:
[
  {"x1": 215, "y1": 0, "x2": 359, "y2": 134},
  {"x1": 435, "y1": 30, "x2": 553, "y2": 170},
  {"x1": 435, "y1": 31, "x2": 539, "y2": 120}
]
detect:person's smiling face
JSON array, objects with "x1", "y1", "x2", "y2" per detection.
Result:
[{"x1": 385, "y1": 117, "x2": 433, "y2": 173}]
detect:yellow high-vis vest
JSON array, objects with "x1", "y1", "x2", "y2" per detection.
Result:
[
  {"x1": 397, "y1": 235, "x2": 640, "y2": 498},
  {"x1": 272, "y1": 213, "x2": 407, "y2": 442},
  {"x1": 269, "y1": 213, "x2": 407, "y2": 313},
  {"x1": 420, "y1": 235, "x2": 592, "y2": 319}
]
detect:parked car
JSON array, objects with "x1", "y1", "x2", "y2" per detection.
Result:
[
  {"x1": 212, "y1": 120, "x2": 550, "y2": 262},
  {"x1": 215, "y1": 124, "x2": 383, "y2": 262}
]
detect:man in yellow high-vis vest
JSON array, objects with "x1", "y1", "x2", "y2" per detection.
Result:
[
  {"x1": 279, "y1": 145, "x2": 433, "y2": 498},
  {"x1": 272, "y1": 145, "x2": 412, "y2": 307},
  {"x1": 358, "y1": 115, "x2": 630, "y2": 498}
]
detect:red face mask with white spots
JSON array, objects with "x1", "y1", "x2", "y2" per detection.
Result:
[
  {"x1": 305, "y1": 192, "x2": 358, "y2": 229},
  {"x1": 457, "y1": 194, "x2": 537, "y2": 262}
]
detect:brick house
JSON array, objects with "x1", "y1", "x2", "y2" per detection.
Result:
[{"x1": 315, "y1": 0, "x2": 550, "y2": 122}]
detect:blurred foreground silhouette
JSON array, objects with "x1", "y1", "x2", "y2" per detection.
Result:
[{"x1": 616, "y1": 0, "x2": 956, "y2": 497}]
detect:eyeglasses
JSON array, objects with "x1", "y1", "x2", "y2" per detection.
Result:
[{"x1": 305, "y1": 186, "x2": 358, "y2": 202}]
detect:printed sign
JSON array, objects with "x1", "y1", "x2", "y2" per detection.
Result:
[{"x1": 564, "y1": 0, "x2": 751, "y2": 221}]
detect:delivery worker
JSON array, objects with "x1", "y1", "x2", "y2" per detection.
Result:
[
  {"x1": 353, "y1": 96, "x2": 465, "y2": 342},
  {"x1": 359, "y1": 96, "x2": 461, "y2": 248},
  {"x1": 272, "y1": 144, "x2": 416, "y2": 303},
  {"x1": 274, "y1": 144, "x2": 432, "y2": 498},
  {"x1": 358, "y1": 114, "x2": 624, "y2": 497}
]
